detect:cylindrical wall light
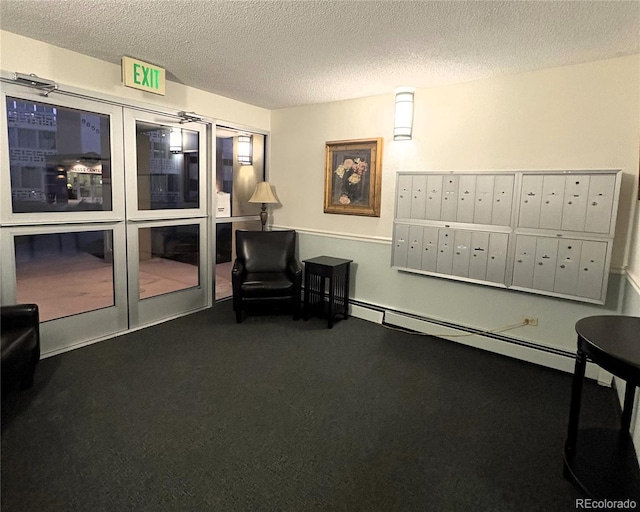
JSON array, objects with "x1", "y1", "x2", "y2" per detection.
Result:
[
  {"x1": 169, "y1": 127, "x2": 183, "y2": 153},
  {"x1": 393, "y1": 88, "x2": 414, "y2": 141},
  {"x1": 237, "y1": 135, "x2": 253, "y2": 165}
]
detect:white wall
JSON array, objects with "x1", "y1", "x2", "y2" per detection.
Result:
[
  {"x1": 0, "y1": 30, "x2": 270, "y2": 130},
  {"x1": 271, "y1": 55, "x2": 640, "y2": 357},
  {"x1": 616, "y1": 107, "x2": 640, "y2": 459}
]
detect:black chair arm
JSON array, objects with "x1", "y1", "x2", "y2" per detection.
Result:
[
  {"x1": 1, "y1": 304, "x2": 40, "y2": 335},
  {"x1": 287, "y1": 259, "x2": 303, "y2": 280},
  {"x1": 1, "y1": 303, "x2": 40, "y2": 393},
  {"x1": 232, "y1": 259, "x2": 245, "y2": 279}
]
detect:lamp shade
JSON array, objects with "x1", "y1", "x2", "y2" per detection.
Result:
[{"x1": 248, "y1": 182, "x2": 278, "y2": 204}]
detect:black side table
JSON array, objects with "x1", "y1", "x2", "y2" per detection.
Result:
[
  {"x1": 564, "y1": 315, "x2": 640, "y2": 500},
  {"x1": 303, "y1": 256, "x2": 352, "y2": 328}
]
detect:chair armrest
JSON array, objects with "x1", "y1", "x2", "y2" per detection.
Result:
[
  {"x1": 287, "y1": 259, "x2": 303, "y2": 280},
  {"x1": 232, "y1": 259, "x2": 245, "y2": 281},
  {"x1": 1, "y1": 304, "x2": 40, "y2": 333}
]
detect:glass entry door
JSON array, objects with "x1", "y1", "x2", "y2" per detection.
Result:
[
  {"x1": 0, "y1": 85, "x2": 128, "y2": 354},
  {"x1": 123, "y1": 109, "x2": 209, "y2": 328},
  {"x1": 0, "y1": 86, "x2": 211, "y2": 354}
]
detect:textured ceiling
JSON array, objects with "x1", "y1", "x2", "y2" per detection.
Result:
[{"x1": 1, "y1": 0, "x2": 638, "y2": 109}]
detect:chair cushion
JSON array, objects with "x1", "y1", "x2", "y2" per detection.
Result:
[{"x1": 241, "y1": 272, "x2": 294, "y2": 298}]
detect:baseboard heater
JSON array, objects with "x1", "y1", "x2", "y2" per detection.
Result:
[{"x1": 347, "y1": 298, "x2": 599, "y2": 378}]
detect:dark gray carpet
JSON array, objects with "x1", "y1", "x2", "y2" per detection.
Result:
[{"x1": 1, "y1": 300, "x2": 620, "y2": 511}]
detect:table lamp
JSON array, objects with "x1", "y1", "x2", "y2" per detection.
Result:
[{"x1": 248, "y1": 181, "x2": 278, "y2": 231}]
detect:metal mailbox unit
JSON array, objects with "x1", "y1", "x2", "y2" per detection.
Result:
[{"x1": 392, "y1": 170, "x2": 622, "y2": 304}]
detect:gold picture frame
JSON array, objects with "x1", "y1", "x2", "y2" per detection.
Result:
[{"x1": 324, "y1": 138, "x2": 383, "y2": 217}]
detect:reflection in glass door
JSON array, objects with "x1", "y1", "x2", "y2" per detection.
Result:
[
  {"x1": 214, "y1": 127, "x2": 266, "y2": 300},
  {"x1": 124, "y1": 110, "x2": 208, "y2": 328},
  {"x1": 0, "y1": 86, "x2": 128, "y2": 355}
]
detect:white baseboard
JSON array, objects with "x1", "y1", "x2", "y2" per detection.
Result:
[{"x1": 349, "y1": 303, "x2": 384, "y2": 324}]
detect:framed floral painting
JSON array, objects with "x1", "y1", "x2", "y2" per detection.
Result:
[{"x1": 324, "y1": 138, "x2": 383, "y2": 216}]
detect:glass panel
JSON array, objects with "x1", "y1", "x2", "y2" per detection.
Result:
[
  {"x1": 136, "y1": 122, "x2": 200, "y2": 210},
  {"x1": 14, "y1": 231, "x2": 115, "y2": 321},
  {"x1": 215, "y1": 131, "x2": 266, "y2": 217},
  {"x1": 139, "y1": 224, "x2": 200, "y2": 299},
  {"x1": 6, "y1": 97, "x2": 112, "y2": 213},
  {"x1": 215, "y1": 219, "x2": 262, "y2": 300}
]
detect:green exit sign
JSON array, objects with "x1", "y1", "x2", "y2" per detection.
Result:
[{"x1": 122, "y1": 56, "x2": 165, "y2": 95}]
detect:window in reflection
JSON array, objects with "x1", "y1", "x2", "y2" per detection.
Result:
[
  {"x1": 14, "y1": 231, "x2": 115, "y2": 322},
  {"x1": 135, "y1": 122, "x2": 200, "y2": 210},
  {"x1": 138, "y1": 224, "x2": 200, "y2": 299},
  {"x1": 6, "y1": 97, "x2": 112, "y2": 213}
]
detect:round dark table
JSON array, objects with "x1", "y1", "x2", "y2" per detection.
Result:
[{"x1": 564, "y1": 315, "x2": 640, "y2": 500}]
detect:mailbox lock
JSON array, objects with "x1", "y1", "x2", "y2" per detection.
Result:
[
  {"x1": 592, "y1": 202, "x2": 597, "y2": 206},
  {"x1": 560, "y1": 265, "x2": 566, "y2": 269}
]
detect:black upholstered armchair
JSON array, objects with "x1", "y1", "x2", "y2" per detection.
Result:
[
  {"x1": 232, "y1": 230, "x2": 302, "y2": 323},
  {"x1": 1, "y1": 304, "x2": 40, "y2": 394}
]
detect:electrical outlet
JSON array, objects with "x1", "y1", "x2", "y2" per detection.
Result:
[{"x1": 524, "y1": 317, "x2": 538, "y2": 326}]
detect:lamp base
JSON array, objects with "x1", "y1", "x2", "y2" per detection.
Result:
[{"x1": 260, "y1": 205, "x2": 268, "y2": 231}]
